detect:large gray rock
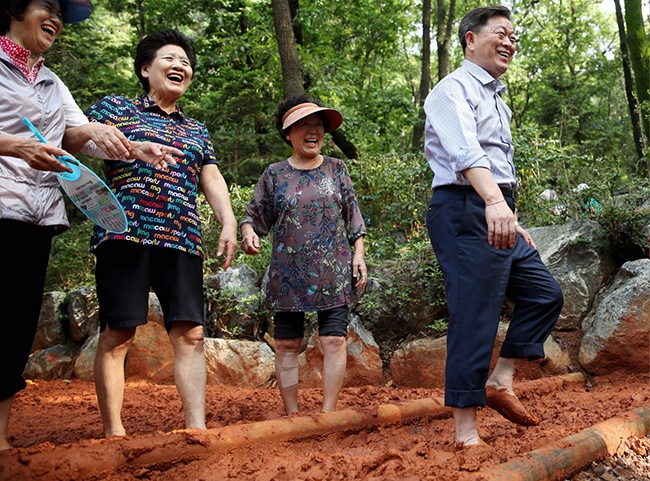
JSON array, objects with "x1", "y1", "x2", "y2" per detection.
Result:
[
  {"x1": 73, "y1": 333, "x2": 99, "y2": 380},
  {"x1": 24, "y1": 344, "x2": 75, "y2": 380},
  {"x1": 529, "y1": 220, "x2": 618, "y2": 331},
  {"x1": 389, "y1": 336, "x2": 446, "y2": 388},
  {"x1": 389, "y1": 323, "x2": 571, "y2": 388},
  {"x1": 579, "y1": 259, "x2": 650, "y2": 375},
  {"x1": 32, "y1": 291, "x2": 66, "y2": 352},
  {"x1": 124, "y1": 293, "x2": 174, "y2": 381},
  {"x1": 24, "y1": 220, "x2": 645, "y2": 387},
  {"x1": 345, "y1": 317, "x2": 384, "y2": 386},
  {"x1": 205, "y1": 264, "x2": 261, "y2": 337},
  {"x1": 68, "y1": 287, "x2": 100, "y2": 342},
  {"x1": 204, "y1": 338, "x2": 275, "y2": 387},
  {"x1": 68, "y1": 294, "x2": 173, "y2": 382}
]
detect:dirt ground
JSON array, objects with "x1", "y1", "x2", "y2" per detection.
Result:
[{"x1": 1, "y1": 368, "x2": 649, "y2": 481}]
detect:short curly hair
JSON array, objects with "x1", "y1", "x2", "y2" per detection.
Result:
[{"x1": 134, "y1": 29, "x2": 197, "y2": 93}]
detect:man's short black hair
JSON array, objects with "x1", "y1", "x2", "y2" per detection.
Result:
[{"x1": 458, "y1": 5, "x2": 512, "y2": 53}]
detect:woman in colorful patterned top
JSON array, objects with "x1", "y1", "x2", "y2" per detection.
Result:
[
  {"x1": 85, "y1": 29, "x2": 238, "y2": 437},
  {"x1": 240, "y1": 93, "x2": 367, "y2": 414},
  {"x1": 0, "y1": 0, "x2": 181, "y2": 450}
]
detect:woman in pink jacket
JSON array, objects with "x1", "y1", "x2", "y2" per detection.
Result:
[{"x1": 0, "y1": 0, "x2": 179, "y2": 450}]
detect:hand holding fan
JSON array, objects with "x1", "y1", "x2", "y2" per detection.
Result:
[{"x1": 22, "y1": 118, "x2": 128, "y2": 233}]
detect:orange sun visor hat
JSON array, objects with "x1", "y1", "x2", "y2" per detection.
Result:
[
  {"x1": 60, "y1": 0, "x2": 94, "y2": 24},
  {"x1": 282, "y1": 103, "x2": 343, "y2": 133}
]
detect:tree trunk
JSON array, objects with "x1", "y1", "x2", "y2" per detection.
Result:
[
  {"x1": 614, "y1": 0, "x2": 645, "y2": 169},
  {"x1": 436, "y1": 0, "x2": 455, "y2": 81},
  {"x1": 288, "y1": 0, "x2": 303, "y2": 45},
  {"x1": 411, "y1": 0, "x2": 431, "y2": 152},
  {"x1": 622, "y1": 0, "x2": 649, "y2": 159},
  {"x1": 270, "y1": 0, "x2": 358, "y2": 158},
  {"x1": 271, "y1": 0, "x2": 303, "y2": 97},
  {"x1": 330, "y1": 129, "x2": 359, "y2": 159},
  {"x1": 136, "y1": 0, "x2": 145, "y2": 39}
]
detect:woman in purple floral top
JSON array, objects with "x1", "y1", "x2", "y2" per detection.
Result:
[{"x1": 241, "y1": 94, "x2": 367, "y2": 415}]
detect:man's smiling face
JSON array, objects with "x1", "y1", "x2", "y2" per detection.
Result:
[{"x1": 465, "y1": 15, "x2": 516, "y2": 79}]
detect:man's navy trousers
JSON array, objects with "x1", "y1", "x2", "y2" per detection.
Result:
[{"x1": 426, "y1": 185, "x2": 563, "y2": 408}]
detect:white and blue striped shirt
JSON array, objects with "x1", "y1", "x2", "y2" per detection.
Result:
[{"x1": 423, "y1": 60, "x2": 517, "y2": 190}]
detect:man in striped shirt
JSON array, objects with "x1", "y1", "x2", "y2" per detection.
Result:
[{"x1": 423, "y1": 5, "x2": 563, "y2": 448}]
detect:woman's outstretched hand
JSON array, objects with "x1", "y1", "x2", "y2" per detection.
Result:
[{"x1": 129, "y1": 141, "x2": 182, "y2": 170}]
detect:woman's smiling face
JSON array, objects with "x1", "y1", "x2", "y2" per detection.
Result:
[
  {"x1": 285, "y1": 113, "x2": 325, "y2": 158},
  {"x1": 8, "y1": 0, "x2": 64, "y2": 54},
  {"x1": 141, "y1": 44, "x2": 193, "y2": 103}
]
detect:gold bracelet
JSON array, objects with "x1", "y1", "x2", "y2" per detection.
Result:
[{"x1": 486, "y1": 199, "x2": 506, "y2": 207}]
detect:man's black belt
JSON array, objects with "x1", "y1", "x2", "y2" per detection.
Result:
[{"x1": 435, "y1": 184, "x2": 517, "y2": 200}]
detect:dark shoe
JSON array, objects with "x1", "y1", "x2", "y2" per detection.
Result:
[{"x1": 485, "y1": 385, "x2": 540, "y2": 426}]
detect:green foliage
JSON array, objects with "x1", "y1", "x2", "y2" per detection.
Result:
[
  {"x1": 359, "y1": 237, "x2": 449, "y2": 343},
  {"x1": 622, "y1": 0, "x2": 650, "y2": 144},
  {"x1": 204, "y1": 285, "x2": 266, "y2": 339},
  {"x1": 50, "y1": 3, "x2": 142, "y2": 108},
  {"x1": 513, "y1": 124, "x2": 634, "y2": 227},
  {"x1": 46, "y1": 221, "x2": 96, "y2": 292},
  {"x1": 595, "y1": 179, "x2": 650, "y2": 262},
  {"x1": 199, "y1": 182, "x2": 273, "y2": 277},
  {"x1": 47, "y1": 0, "x2": 641, "y2": 190},
  {"x1": 364, "y1": 237, "x2": 448, "y2": 315},
  {"x1": 508, "y1": 0, "x2": 635, "y2": 165},
  {"x1": 228, "y1": 184, "x2": 274, "y2": 275},
  {"x1": 427, "y1": 318, "x2": 448, "y2": 334},
  {"x1": 348, "y1": 153, "x2": 431, "y2": 259},
  {"x1": 297, "y1": 0, "x2": 421, "y2": 155},
  {"x1": 513, "y1": 125, "x2": 650, "y2": 261}
]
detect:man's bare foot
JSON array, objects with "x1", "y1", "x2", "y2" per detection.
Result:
[{"x1": 454, "y1": 433, "x2": 481, "y2": 450}]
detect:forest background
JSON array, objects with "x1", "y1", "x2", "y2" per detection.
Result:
[{"x1": 43, "y1": 0, "x2": 649, "y2": 338}]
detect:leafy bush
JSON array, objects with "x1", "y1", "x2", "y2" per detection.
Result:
[
  {"x1": 513, "y1": 124, "x2": 639, "y2": 228},
  {"x1": 204, "y1": 285, "x2": 268, "y2": 340},
  {"x1": 594, "y1": 179, "x2": 650, "y2": 262},
  {"x1": 46, "y1": 221, "x2": 96, "y2": 292},
  {"x1": 348, "y1": 152, "x2": 431, "y2": 261},
  {"x1": 359, "y1": 237, "x2": 448, "y2": 366},
  {"x1": 361, "y1": 238, "x2": 447, "y2": 332},
  {"x1": 199, "y1": 183, "x2": 272, "y2": 276}
]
